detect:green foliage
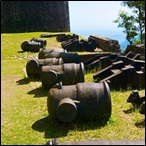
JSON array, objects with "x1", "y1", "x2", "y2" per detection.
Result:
[
  {"x1": 133, "y1": 39, "x2": 142, "y2": 44},
  {"x1": 113, "y1": 10, "x2": 138, "y2": 44},
  {"x1": 113, "y1": 1, "x2": 145, "y2": 44},
  {"x1": 1, "y1": 32, "x2": 145, "y2": 145}
]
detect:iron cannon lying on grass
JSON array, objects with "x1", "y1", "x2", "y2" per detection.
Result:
[
  {"x1": 26, "y1": 58, "x2": 64, "y2": 80},
  {"x1": 38, "y1": 48, "x2": 80, "y2": 63},
  {"x1": 21, "y1": 41, "x2": 42, "y2": 52},
  {"x1": 139, "y1": 102, "x2": 145, "y2": 115},
  {"x1": 47, "y1": 81, "x2": 111, "y2": 123},
  {"x1": 93, "y1": 61, "x2": 145, "y2": 90},
  {"x1": 61, "y1": 37, "x2": 97, "y2": 52},
  {"x1": 30, "y1": 38, "x2": 47, "y2": 48},
  {"x1": 21, "y1": 38, "x2": 47, "y2": 52},
  {"x1": 98, "y1": 66, "x2": 144, "y2": 90},
  {"x1": 38, "y1": 48, "x2": 67, "y2": 59},
  {"x1": 41, "y1": 62, "x2": 84, "y2": 89},
  {"x1": 127, "y1": 90, "x2": 145, "y2": 118},
  {"x1": 93, "y1": 60, "x2": 125, "y2": 81},
  {"x1": 127, "y1": 90, "x2": 145, "y2": 107},
  {"x1": 56, "y1": 33, "x2": 79, "y2": 42},
  {"x1": 85, "y1": 55, "x2": 118, "y2": 71},
  {"x1": 84, "y1": 52, "x2": 145, "y2": 72}
]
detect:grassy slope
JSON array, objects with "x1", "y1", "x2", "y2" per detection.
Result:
[{"x1": 1, "y1": 32, "x2": 145, "y2": 145}]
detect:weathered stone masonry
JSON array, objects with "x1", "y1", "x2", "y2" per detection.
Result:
[{"x1": 1, "y1": 1, "x2": 70, "y2": 33}]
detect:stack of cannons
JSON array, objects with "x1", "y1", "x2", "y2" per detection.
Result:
[
  {"x1": 83, "y1": 51, "x2": 145, "y2": 90},
  {"x1": 23, "y1": 38, "x2": 112, "y2": 123},
  {"x1": 56, "y1": 33, "x2": 97, "y2": 52},
  {"x1": 22, "y1": 36, "x2": 145, "y2": 123}
]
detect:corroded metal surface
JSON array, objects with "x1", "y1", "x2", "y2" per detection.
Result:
[
  {"x1": 56, "y1": 33, "x2": 79, "y2": 42},
  {"x1": 84, "y1": 52, "x2": 145, "y2": 72},
  {"x1": 41, "y1": 62, "x2": 84, "y2": 89},
  {"x1": 57, "y1": 98, "x2": 77, "y2": 122},
  {"x1": 26, "y1": 58, "x2": 64, "y2": 80},
  {"x1": 92, "y1": 52, "x2": 145, "y2": 90},
  {"x1": 127, "y1": 90, "x2": 145, "y2": 107},
  {"x1": 30, "y1": 38, "x2": 47, "y2": 48},
  {"x1": 94, "y1": 65, "x2": 145, "y2": 90},
  {"x1": 38, "y1": 48, "x2": 67, "y2": 59},
  {"x1": 47, "y1": 81, "x2": 111, "y2": 122},
  {"x1": 38, "y1": 48, "x2": 80, "y2": 63},
  {"x1": 61, "y1": 37, "x2": 97, "y2": 52},
  {"x1": 21, "y1": 41, "x2": 41, "y2": 52},
  {"x1": 139, "y1": 102, "x2": 145, "y2": 115}
]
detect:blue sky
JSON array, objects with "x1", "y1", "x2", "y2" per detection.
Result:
[{"x1": 68, "y1": 1, "x2": 132, "y2": 44}]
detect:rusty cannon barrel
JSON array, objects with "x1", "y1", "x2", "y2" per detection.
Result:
[
  {"x1": 30, "y1": 38, "x2": 47, "y2": 48},
  {"x1": 41, "y1": 62, "x2": 84, "y2": 89},
  {"x1": 21, "y1": 41, "x2": 42, "y2": 52},
  {"x1": 38, "y1": 48, "x2": 67, "y2": 59},
  {"x1": 43, "y1": 52, "x2": 80, "y2": 63},
  {"x1": 38, "y1": 48, "x2": 80, "y2": 63},
  {"x1": 47, "y1": 81, "x2": 111, "y2": 123},
  {"x1": 26, "y1": 58, "x2": 64, "y2": 80}
]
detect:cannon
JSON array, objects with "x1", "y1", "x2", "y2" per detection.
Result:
[
  {"x1": 84, "y1": 52, "x2": 145, "y2": 72},
  {"x1": 95, "y1": 65, "x2": 145, "y2": 90},
  {"x1": 127, "y1": 90, "x2": 145, "y2": 107},
  {"x1": 139, "y1": 102, "x2": 145, "y2": 115},
  {"x1": 56, "y1": 33, "x2": 79, "y2": 42},
  {"x1": 115, "y1": 55, "x2": 145, "y2": 71},
  {"x1": 38, "y1": 48, "x2": 67, "y2": 59},
  {"x1": 83, "y1": 54, "x2": 104, "y2": 67},
  {"x1": 93, "y1": 61, "x2": 125, "y2": 81},
  {"x1": 38, "y1": 48, "x2": 80, "y2": 63},
  {"x1": 26, "y1": 58, "x2": 64, "y2": 80},
  {"x1": 85, "y1": 55, "x2": 114, "y2": 72},
  {"x1": 61, "y1": 38, "x2": 80, "y2": 52},
  {"x1": 41, "y1": 62, "x2": 84, "y2": 89},
  {"x1": 47, "y1": 81, "x2": 111, "y2": 123},
  {"x1": 61, "y1": 38, "x2": 97, "y2": 52},
  {"x1": 30, "y1": 38, "x2": 47, "y2": 48},
  {"x1": 21, "y1": 40, "x2": 42, "y2": 52}
]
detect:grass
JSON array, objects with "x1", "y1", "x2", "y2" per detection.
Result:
[{"x1": 1, "y1": 32, "x2": 145, "y2": 145}]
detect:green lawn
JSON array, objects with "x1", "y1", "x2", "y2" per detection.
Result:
[{"x1": 1, "y1": 32, "x2": 145, "y2": 145}]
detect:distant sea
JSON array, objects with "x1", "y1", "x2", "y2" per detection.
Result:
[{"x1": 70, "y1": 29, "x2": 130, "y2": 53}]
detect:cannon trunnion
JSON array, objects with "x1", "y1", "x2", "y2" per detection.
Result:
[{"x1": 47, "y1": 81, "x2": 111, "y2": 123}]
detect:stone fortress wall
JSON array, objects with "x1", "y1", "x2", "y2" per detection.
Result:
[{"x1": 1, "y1": 1, "x2": 70, "y2": 33}]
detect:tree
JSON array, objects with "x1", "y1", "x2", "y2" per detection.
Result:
[{"x1": 113, "y1": 1, "x2": 145, "y2": 44}]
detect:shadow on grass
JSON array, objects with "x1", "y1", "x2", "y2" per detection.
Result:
[
  {"x1": 27, "y1": 86, "x2": 48, "y2": 98},
  {"x1": 16, "y1": 77, "x2": 40, "y2": 85},
  {"x1": 135, "y1": 119, "x2": 145, "y2": 128},
  {"x1": 123, "y1": 107, "x2": 138, "y2": 114},
  {"x1": 32, "y1": 115, "x2": 110, "y2": 139},
  {"x1": 17, "y1": 50, "x2": 24, "y2": 53},
  {"x1": 16, "y1": 77, "x2": 31, "y2": 85},
  {"x1": 32, "y1": 116, "x2": 71, "y2": 138}
]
